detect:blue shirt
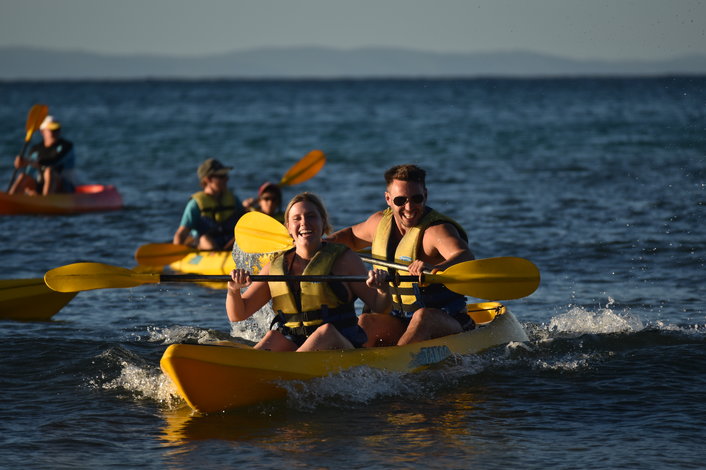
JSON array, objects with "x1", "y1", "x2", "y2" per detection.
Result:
[{"x1": 179, "y1": 198, "x2": 208, "y2": 239}]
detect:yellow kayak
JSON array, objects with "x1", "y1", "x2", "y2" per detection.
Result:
[
  {"x1": 0, "y1": 278, "x2": 77, "y2": 321},
  {"x1": 165, "y1": 250, "x2": 269, "y2": 289},
  {"x1": 160, "y1": 302, "x2": 528, "y2": 413},
  {"x1": 168, "y1": 251, "x2": 235, "y2": 275}
]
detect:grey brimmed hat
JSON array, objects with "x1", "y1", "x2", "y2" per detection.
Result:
[{"x1": 197, "y1": 158, "x2": 232, "y2": 179}]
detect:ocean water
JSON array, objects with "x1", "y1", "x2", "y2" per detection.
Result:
[{"x1": 0, "y1": 78, "x2": 704, "y2": 469}]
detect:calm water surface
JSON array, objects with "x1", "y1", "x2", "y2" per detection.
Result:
[{"x1": 0, "y1": 78, "x2": 704, "y2": 469}]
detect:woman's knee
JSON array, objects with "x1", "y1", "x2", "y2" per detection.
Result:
[{"x1": 255, "y1": 330, "x2": 293, "y2": 350}]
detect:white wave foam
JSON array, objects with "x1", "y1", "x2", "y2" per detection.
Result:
[
  {"x1": 229, "y1": 307, "x2": 273, "y2": 343},
  {"x1": 100, "y1": 361, "x2": 183, "y2": 408},
  {"x1": 278, "y1": 350, "x2": 509, "y2": 411},
  {"x1": 548, "y1": 298, "x2": 644, "y2": 334},
  {"x1": 144, "y1": 325, "x2": 222, "y2": 344},
  {"x1": 653, "y1": 321, "x2": 706, "y2": 335},
  {"x1": 278, "y1": 366, "x2": 411, "y2": 410},
  {"x1": 534, "y1": 354, "x2": 595, "y2": 372}
]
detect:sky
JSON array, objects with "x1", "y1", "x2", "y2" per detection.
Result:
[{"x1": 1, "y1": 0, "x2": 705, "y2": 61}]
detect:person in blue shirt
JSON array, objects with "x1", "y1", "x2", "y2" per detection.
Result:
[
  {"x1": 172, "y1": 158, "x2": 246, "y2": 250},
  {"x1": 9, "y1": 116, "x2": 76, "y2": 195}
]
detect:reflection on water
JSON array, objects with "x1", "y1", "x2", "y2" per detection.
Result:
[
  {"x1": 159, "y1": 405, "x2": 287, "y2": 445},
  {"x1": 158, "y1": 388, "x2": 490, "y2": 462}
]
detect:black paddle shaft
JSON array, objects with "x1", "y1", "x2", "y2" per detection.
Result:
[{"x1": 159, "y1": 273, "x2": 419, "y2": 284}]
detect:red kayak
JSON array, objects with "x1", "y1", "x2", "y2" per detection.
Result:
[{"x1": 0, "y1": 184, "x2": 123, "y2": 215}]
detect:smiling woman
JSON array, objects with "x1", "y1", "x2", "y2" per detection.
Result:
[{"x1": 226, "y1": 192, "x2": 391, "y2": 352}]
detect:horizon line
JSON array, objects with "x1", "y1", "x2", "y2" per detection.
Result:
[{"x1": 1, "y1": 44, "x2": 703, "y2": 63}]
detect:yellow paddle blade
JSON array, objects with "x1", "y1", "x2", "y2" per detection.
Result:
[
  {"x1": 278, "y1": 150, "x2": 325, "y2": 187},
  {"x1": 235, "y1": 212, "x2": 293, "y2": 253},
  {"x1": 25, "y1": 104, "x2": 49, "y2": 142},
  {"x1": 134, "y1": 243, "x2": 197, "y2": 266},
  {"x1": 428, "y1": 257, "x2": 540, "y2": 300},
  {"x1": 466, "y1": 302, "x2": 506, "y2": 325},
  {"x1": 45, "y1": 263, "x2": 160, "y2": 292}
]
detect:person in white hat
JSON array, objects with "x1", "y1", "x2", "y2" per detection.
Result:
[{"x1": 9, "y1": 115, "x2": 76, "y2": 195}]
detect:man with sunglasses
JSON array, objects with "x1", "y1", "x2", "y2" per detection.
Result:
[
  {"x1": 173, "y1": 158, "x2": 246, "y2": 250},
  {"x1": 327, "y1": 164, "x2": 475, "y2": 346}
]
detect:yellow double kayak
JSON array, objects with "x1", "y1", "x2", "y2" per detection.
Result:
[
  {"x1": 0, "y1": 278, "x2": 77, "y2": 321},
  {"x1": 160, "y1": 302, "x2": 528, "y2": 413}
]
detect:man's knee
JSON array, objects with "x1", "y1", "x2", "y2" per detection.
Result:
[
  {"x1": 408, "y1": 307, "x2": 461, "y2": 337},
  {"x1": 409, "y1": 307, "x2": 438, "y2": 324},
  {"x1": 314, "y1": 323, "x2": 337, "y2": 337}
]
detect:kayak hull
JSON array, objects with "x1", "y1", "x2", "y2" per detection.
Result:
[
  {"x1": 160, "y1": 304, "x2": 528, "y2": 413},
  {"x1": 0, "y1": 278, "x2": 77, "y2": 321},
  {"x1": 0, "y1": 184, "x2": 123, "y2": 215}
]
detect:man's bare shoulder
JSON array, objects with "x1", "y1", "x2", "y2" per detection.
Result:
[
  {"x1": 420, "y1": 221, "x2": 473, "y2": 263},
  {"x1": 365, "y1": 210, "x2": 385, "y2": 224},
  {"x1": 423, "y1": 220, "x2": 464, "y2": 240},
  {"x1": 352, "y1": 210, "x2": 385, "y2": 236}
]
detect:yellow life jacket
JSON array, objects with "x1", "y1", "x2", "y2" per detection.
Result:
[
  {"x1": 191, "y1": 191, "x2": 237, "y2": 224},
  {"x1": 269, "y1": 243, "x2": 357, "y2": 337},
  {"x1": 371, "y1": 207, "x2": 468, "y2": 314}
]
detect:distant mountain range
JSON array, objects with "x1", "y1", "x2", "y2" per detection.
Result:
[{"x1": 1, "y1": 46, "x2": 705, "y2": 80}]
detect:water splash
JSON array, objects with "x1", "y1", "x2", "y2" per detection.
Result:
[
  {"x1": 144, "y1": 325, "x2": 226, "y2": 344},
  {"x1": 279, "y1": 366, "x2": 413, "y2": 410},
  {"x1": 279, "y1": 349, "x2": 512, "y2": 411},
  {"x1": 231, "y1": 240, "x2": 273, "y2": 275},
  {"x1": 228, "y1": 241, "x2": 280, "y2": 342},
  {"x1": 103, "y1": 361, "x2": 182, "y2": 408},
  {"x1": 87, "y1": 347, "x2": 184, "y2": 408},
  {"x1": 228, "y1": 304, "x2": 275, "y2": 343},
  {"x1": 548, "y1": 298, "x2": 644, "y2": 334}
]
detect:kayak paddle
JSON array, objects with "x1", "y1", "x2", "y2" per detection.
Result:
[
  {"x1": 7, "y1": 104, "x2": 49, "y2": 192},
  {"x1": 278, "y1": 149, "x2": 325, "y2": 187},
  {"x1": 234, "y1": 211, "x2": 540, "y2": 300},
  {"x1": 45, "y1": 255, "x2": 538, "y2": 300}
]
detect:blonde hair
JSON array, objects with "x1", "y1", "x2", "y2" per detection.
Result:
[{"x1": 284, "y1": 192, "x2": 332, "y2": 235}]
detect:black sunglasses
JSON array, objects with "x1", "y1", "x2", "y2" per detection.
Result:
[{"x1": 392, "y1": 194, "x2": 425, "y2": 207}]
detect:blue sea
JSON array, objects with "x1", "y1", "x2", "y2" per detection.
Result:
[{"x1": 0, "y1": 78, "x2": 704, "y2": 469}]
